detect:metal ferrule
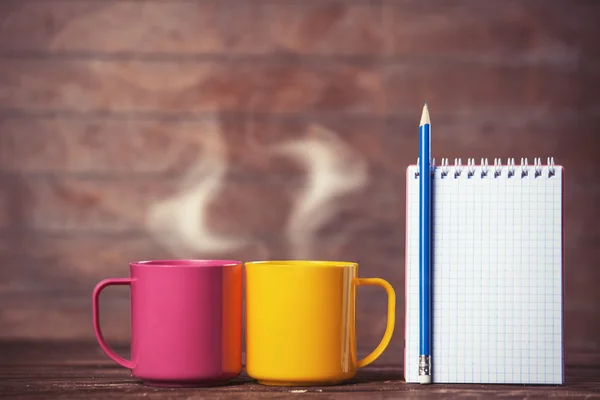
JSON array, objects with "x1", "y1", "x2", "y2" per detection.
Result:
[{"x1": 419, "y1": 355, "x2": 431, "y2": 376}]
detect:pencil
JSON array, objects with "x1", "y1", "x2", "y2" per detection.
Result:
[{"x1": 418, "y1": 102, "x2": 432, "y2": 384}]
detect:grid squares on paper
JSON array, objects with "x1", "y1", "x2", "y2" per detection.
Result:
[{"x1": 404, "y1": 165, "x2": 563, "y2": 384}]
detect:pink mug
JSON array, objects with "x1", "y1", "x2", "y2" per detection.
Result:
[{"x1": 92, "y1": 259, "x2": 243, "y2": 387}]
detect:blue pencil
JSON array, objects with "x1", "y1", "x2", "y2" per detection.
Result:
[{"x1": 418, "y1": 103, "x2": 432, "y2": 384}]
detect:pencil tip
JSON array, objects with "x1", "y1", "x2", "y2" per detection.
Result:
[{"x1": 420, "y1": 102, "x2": 430, "y2": 126}]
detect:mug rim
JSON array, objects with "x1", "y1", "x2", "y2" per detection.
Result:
[
  {"x1": 245, "y1": 260, "x2": 358, "y2": 268},
  {"x1": 130, "y1": 259, "x2": 242, "y2": 268}
]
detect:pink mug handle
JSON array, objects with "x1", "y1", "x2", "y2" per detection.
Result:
[{"x1": 92, "y1": 278, "x2": 134, "y2": 369}]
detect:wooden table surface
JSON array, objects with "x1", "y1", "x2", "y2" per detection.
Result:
[{"x1": 0, "y1": 341, "x2": 598, "y2": 399}]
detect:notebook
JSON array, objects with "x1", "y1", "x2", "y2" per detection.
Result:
[{"x1": 404, "y1": 158, "x2": 564, "y2": 384}]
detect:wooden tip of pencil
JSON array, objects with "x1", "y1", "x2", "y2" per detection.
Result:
[{"x1": 420, "y1": 103, "x2": 430, "y2": 126}]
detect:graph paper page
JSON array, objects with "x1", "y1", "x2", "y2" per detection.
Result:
[{"x1": 404, "y1": 164, "x2": 563, "y2": 384}]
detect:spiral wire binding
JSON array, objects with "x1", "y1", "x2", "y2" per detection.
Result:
[
  {"x1": 481, "y1": 158, "x2": 489, "y2": 177},
  {"x1": 494, "y1": 158, "x2": 502, "y2": 177},
  {"x1": 454, "y1": 158, "x2": 462, "y2": 178},
  {"x1": 507, "y1": 158, "x2": 516, "y2": 177},
  {"x1": 414, "y1": 157, "x2": 557, "y2": 179},
  {"x1": 521, "y1": 158, "x2": 528, "y2": 177},
  {"x1": 548, "y1": 157, "x2": 555, "y2": 177},
  {"x1": 467, "y1": 158, "x2": 475, "y2": 178},
  {"x1": 534, "y1": 158, "x2": 542, "y2": 177},
  {"x1": 441, "y1": 158, "x2": 449, "y2": 177}
]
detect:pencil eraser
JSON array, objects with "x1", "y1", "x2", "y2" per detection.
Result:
[{"x1": 418, "y1": 375, "x2": 432, "y2": 384}]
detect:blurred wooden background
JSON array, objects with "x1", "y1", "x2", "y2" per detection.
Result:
[{"x1": 0, "y1": 0, "x2": 599, "y2": 366}]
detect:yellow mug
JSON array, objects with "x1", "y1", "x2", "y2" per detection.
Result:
[{"x1": 244, "y1": 260, "x2": 395, "y2": 386}]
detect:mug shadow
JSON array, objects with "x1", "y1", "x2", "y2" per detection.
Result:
[
  {"x1": 132, "y1": 376, "x2": 253, "y2": 389},
  {"x1": 345, "y1": 368, "x2": 404, "y2": 385},
  {"x1": 126, "y1": 366, "x2": 404, "y2": 392},
  {"x1": 127, "y1": 369, "x2": 405, "y2": 390},
  {"x1": 240, "y1": 368, "x2": 404, "y2": 390}
]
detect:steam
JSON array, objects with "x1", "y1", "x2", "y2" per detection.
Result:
[
  {"x1": 272, "y1": 124, "x2": 368, "y2": 258},
  {"x1": 146, "y1": 121, "x2": 368, "y2": 259},
  {"x1": 145, "y1": 121, "x2": 247, "y2": 257}
]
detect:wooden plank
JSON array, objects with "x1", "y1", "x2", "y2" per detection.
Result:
[
  {"x1": 0, "y1": 58, "x2": 386, "y2": 115},
  {"x1": 0, "y1": 117, "x2": 390, "y2": 176},
  {"x1": 0, "y1": 171, "x2": 401, "y2": 233},
  {"x1": 386, "y1": 113, "x2": 600, "y2": 171},
  {"x1": 1, "y1": 58, "x2": 597, "y2": 117},
  {"x1": 386, "y1": 0, "x2": 600, "y2": 60},
  {"x1": 0, "y1": 0, "x2": 265, "y2": 55},
  {"x1": 383, "y1": 61, "x2": 600, "y2": 116},
  {"x1": 0, "y1": 0, "x2": 384, "y2": 56},
  {"x1": 0, "y1": 177, "x2": 291, "y2": 233},
  {"x1": 0, "y1": 295, "x2": 132, "y2": 341},
  {"x1": 259, "y1": 1, "x2": 385, "y2": 56},
  {"x1": 2, "y1": 0, "x2": 600, "y2": 59}
]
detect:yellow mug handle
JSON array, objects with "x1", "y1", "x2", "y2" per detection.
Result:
[{"x1": 355, "y1": 278, "x2": 396, "y2": 368}]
